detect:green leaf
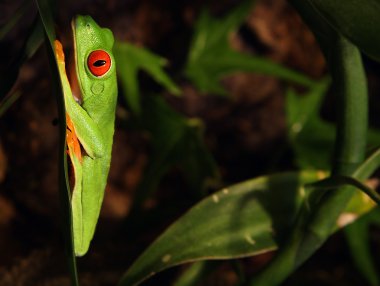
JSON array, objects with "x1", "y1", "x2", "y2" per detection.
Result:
[
  {"x1": 0, "y1": 90, "x2": 22, "y2": 117},
  {"x1": 343, "y1": 147, "x2": 380, "y2": 286},
  {"x1": 286, "y1": 80, "x2": 380, "y2": 170},
  {"x1": 286, "y1": 78, "x2": 334, "y2": 169},
  {"x1": 306, "y1": 175, "x2": 380, "y2": 204},
  {"x1": 35, "y1": 0, "x2": 78, "y2": 284},
  {"x1": 119, "y1": 170, "x2": 377, "y2": 285},
  {"x1": 120, "y1": 147, "x2": 380, "y2": 286},
  {"x1": 185, "y1": 0, "x2": 316, "y2": 95},
  {"x1": 133, "y1": 95, "x2": 219, "y2": 208},
  {"x1": 307, "y1": 0, "x2": 380, "y2": 62},
  {"x1": 120, "y1": 171, "x2": 325, "y2": 286},
  {"x1": 173, "y1": 261, "x2": 220, "y2": 286},
  {"x1": 114, "y1": 42, "x2": 180, "y2": 114},
  {"x1": 0, "y1": 0, "x2": 33, "y2": 40},
  {"x1": 345, "y1": 209, "x2": 380, "y2": 286}
]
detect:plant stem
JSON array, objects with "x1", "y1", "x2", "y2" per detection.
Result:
[{"x1": 249, "y1": 27, "x2": 368, "y2": 286}]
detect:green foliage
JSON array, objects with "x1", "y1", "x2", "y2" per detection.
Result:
[
  {"x1": 345, "y1": 209, "x2": 380, "y2": 286},
  {"x1": 133, "y1": 95, "x2": 219, "y2": 208},
  {"x1": 185, "y1": 0, "x2": 315, "y2": 95},
  {"x1": 286, "y1": 79, "x2": 380, "y2": 170},
  {"x1": 306, "y1": 175, "x2": 380, "y2": 204},
  {"x1": 173, "y1": 261, "x2": 220, "y2": 286},
  {"x1": 286, "y1": 78, "x2": 334, "y2": 169},
  {"x1": 3, "y1": 0, "x2": 380, "y2": 285},
  {"x1": 286, "y1": 76, "x2": 380, "y2": 285},
  {"x1": 115, "y1": 41, "x2": 219, "y2": 209},
  {"x1": 114, "y1": 42, "x2": 180, "y2": 114},
  {"x1": 119, "y1": 171, "x2": 325, "y2": 285}
]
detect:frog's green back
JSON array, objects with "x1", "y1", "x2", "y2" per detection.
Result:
[{"x1": 71, "y1": 15, "x2": 117, "y2": 256}]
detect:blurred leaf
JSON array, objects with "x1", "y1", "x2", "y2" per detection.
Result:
[
  {"x1": 119, "y1": 169, "x2": 378, "y2": 286},
  {"x1": 343, "y1": 148, "x2": 380, "y2": 286},
  {"x1": 286, "y1": 78, "x2": 334, "y2": 169},
  {"x1": 114, "y1": 42, "x2": 180, "y2": 114},
  {"x1": 0, "y1": 0, "x2": 33, "y2": 40},
  {"x1": 185, "y1": 0, "x2": 316, "y2": 95},
  {"x1": 35, "y1": 0, "x2": 78, "y2": 284},
  {"x1": 317, "y1": 146, "x2": 380, "y2": 286},
  {"x1": 345, "y1": 209, "x2": 380, "y2": 286},
  {"x1": 173, "y1": 261, "x2": 220, "y2": 286},
  {"x1": 133, "y1": 95, "x2": 219, "y2": 208},
  {"x1": 286, "y1": 80, "x2": 380, "y2": 169},
  {"x1": 176, "y1": 118, "x2": 219, "y2": 194},
  {"x1": 0, "y1": 17, "x2": 43, "y2": 99},
  {"x1": 307, "y1": 0, "x2": 380, "y2": 62},
  {"x1": 0, "y1": 90, "x2": 22, "y2": 117}
]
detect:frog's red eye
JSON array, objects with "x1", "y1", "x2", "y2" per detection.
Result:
[{"x1": 87, "y1": 50, "x2": 111, "y2": 77}]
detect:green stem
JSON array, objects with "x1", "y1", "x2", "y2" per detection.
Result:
[{"x1": 249, "y1": 23, "x2": 368, "y2": 286}]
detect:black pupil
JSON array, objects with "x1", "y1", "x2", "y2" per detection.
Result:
[{"x1": 93, "y1": 60, "x2": 106, "y2": 67}]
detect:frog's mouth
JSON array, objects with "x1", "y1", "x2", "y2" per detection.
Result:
[{"x1": 67, "y1": 17, "x2": 82, "y2": 105}]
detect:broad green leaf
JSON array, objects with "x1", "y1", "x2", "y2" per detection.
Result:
[
  {"x1": 133, "y1": 95, "x2": 219, "y2": 208},
  {"x1": 120, "y1": 146, "x2": 380, "y2": 286},
  {"x1": 35, "y1": 0, "x2": 78, "y2": 284},
  {"x1": 114, "y1": 42, "x2": 180, "y2": 114},
  {"x1": 307, "y1": 0, "x2": 380, "y2": 62},
  {"x1": 119, "y1": 169, "x2": 377, "y2": 285},
  {"x1": 185, "y1": 0, "x2": 315, "y2": 95},
  {"x1": 120, "y1": 171, "x2": 326, "y2": 286}
]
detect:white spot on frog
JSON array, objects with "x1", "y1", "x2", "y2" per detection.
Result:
[
  {"x1": 212, "y1": 194, "x2": 219, "y2": 203},
  {"x1": 162, "y1": 254, "x2": 171, "y2": 263},
  {"x1": 223, "y1": 188, "x2": 229, "y2": 194}
]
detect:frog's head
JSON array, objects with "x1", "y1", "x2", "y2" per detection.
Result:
[{"x1": 72, "y1": 15, "x2": 116, "y2": 104}]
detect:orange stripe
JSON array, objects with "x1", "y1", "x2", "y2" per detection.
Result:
[{"x1": 66, "y1": 113, "x2": 83, "y2": 164}]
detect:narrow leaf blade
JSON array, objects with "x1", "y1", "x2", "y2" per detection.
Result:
[{"x1": 35, "y1": 0, "x2": 78, "y2": 284}]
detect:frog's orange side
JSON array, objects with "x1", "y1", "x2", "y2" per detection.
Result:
[
  {"x1": 54, "y1": 39, "x2": 83, "y2": 164},
  {"x1": 66, "y1": 113, "x2": 82, "y2": 164}
]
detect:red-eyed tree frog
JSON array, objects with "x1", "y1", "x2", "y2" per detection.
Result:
[{"x1": 54, "y1": 15, "x2": 117, "y2": 256}]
